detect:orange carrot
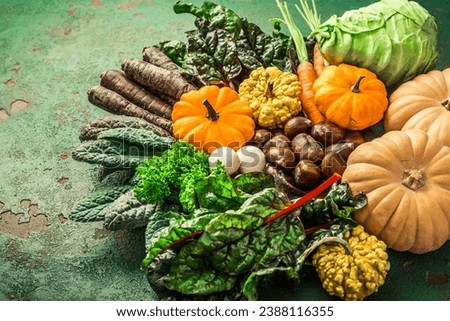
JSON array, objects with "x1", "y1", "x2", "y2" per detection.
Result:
[
  {"x1": 296, "y1": 61, "x2": 325, "y2": 125},
  {"x1": 276, "y1": 0, "x2": 327, "y2": 126},
  {"x1": 313, "y1": 42, "x2": 326, "y2": 77}
]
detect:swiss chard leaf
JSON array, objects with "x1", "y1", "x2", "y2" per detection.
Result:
[
  {"x1": 174, "y1": 1, "x2": 243, "y2": 41},
  {"x1": 171, "y1": 1, "x2": 291, "y2": 86},
  {"x1": 300, "y1": 182, "x2": 368, "y2": 228},
  {"x1": 237, "y1": 18, "x2": 291, "y2": 72},
  {"x1": 144, "y1": 204, "x2": 184, "y2": 246},
  {"x1": 164, "y1": 242, "x2": 237, "y2": 295},
  {"x1": 192, "y1": 188, "x2": 291, "y2": 256},
  {"x1": 209, "y1": 209, "x2": 305, "y2": 275},
  {"x1": 308, "y1": 218, "x2": 357, "y2": 245},
  {"x1": 142, "y1": 208, "x2": 220, "y2": 268},
  {"x1": 234, "y1": 172, "x2": 275, "y2": 194},
  {"x1": 243, "y1": 266, "x2": 297, "y2": 301},
  {"x1": 185, "y1": 19, "x2": 242, "y2": 84},
  {"x1": 193, "y1": 165, "x2": 249, "y2": 212},
  {"x1": 157, "y1": 40, "x2": 188, "y2": 68}
]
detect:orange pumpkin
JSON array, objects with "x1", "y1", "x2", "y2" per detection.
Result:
[
  {"x1": 172, "y1": 85, "x2": 255, "y2": 154},
  {"x1": 313, "y1": 64, "x2": 388, "y2": 131}
]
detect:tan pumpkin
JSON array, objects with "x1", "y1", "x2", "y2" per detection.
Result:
[
  {"x1": 342, "y1": 129, "x2": 450, "y2": 254},
  {"x1": 384, "y1": 68, "x2": 450, "y2": 147}
]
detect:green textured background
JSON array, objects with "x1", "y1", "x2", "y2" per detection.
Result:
[{"x1": 0, "y1": 0, "x2": 449, "y2": 301}]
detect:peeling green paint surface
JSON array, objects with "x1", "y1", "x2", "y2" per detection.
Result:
[{"x1": 0, "y1": 0, "x2": 449, "y2": 301}]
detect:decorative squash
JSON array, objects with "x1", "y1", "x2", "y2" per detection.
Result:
[
  {"x1": 342, "y1": 129, "x2": 450, "y2": 254},
  {"x1": 239, "y1": 66, "x2": 302, "y2": 129},
  {"x1": 312, "y1": 225, "x2": 390, "y2": 301},
  {"x1": 172, "y1": 85, "x2": 255, "y2": 154},
  {"x1": 313, "y1": 63, "x2": 388, "y2": 131},
  {"x1": 384, "y1": 68, "x2": 450, "y2": 148}
]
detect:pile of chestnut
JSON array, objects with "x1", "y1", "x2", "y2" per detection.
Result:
[{"x1": 247, "y1": 116, "x2": 364, "y2": 194}]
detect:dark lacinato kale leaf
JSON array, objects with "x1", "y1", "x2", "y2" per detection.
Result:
[{"x1": 69, "y1": 185, "x2": 132, "y2": 223}]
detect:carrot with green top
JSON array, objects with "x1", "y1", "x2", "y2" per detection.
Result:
[
  {"x1": 296, "y1": 0, "x2": 326, "y2": 77},
  {"x1": 276, "y1": 0, "x2": 325, "y2": 125}
]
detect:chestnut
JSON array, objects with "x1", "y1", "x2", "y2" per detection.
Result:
[
  {"x1": 262, "y1": 135, "x2": 290, "y2": 154},
  {"x1": 270, "y1": 128, "x2": 286, "y2": 137},
  {"x1": 265, "y1": 146, "x2": 296, "y2": 171},
  {"x1": 248, "y1": 129, "x2": 272, "y2": 148},
  {"x1": 291, "y1": 133, "x2": 325, "y2": 163},
  {"x1": 324, "y1": 141, "x2": 356, "y2": 161},
  {"x1": 321, "y1": 151, "x2": 347, "y2": 178},
  {"x1": 294, "y1": 160, "x2": 323, "y2": 190},
  {"x1": 310, "y1": 121, "x2": 346, "y2": 147},
  {"x1": 284, "y1": 116, "x2": 312, "y2": 140}
]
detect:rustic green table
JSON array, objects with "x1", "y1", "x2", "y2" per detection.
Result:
[{"x1": 0, "y1": 0, "x2": 448, "y2": 301}]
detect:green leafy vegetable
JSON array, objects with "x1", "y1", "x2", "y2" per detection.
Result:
[
  {"x1": 144, "y1": 176, "x2": 368, "y2": 300},
  {"x1": 192, "y1": 165, "x2": 250, "y2": 212},
  {"x1": 103, "y1": 190, "x2": 166, "y2": 231},
  {"x1": 300, "y1": 182, "x2": 367, "y2": 228},
  {"x1": 69, "y1": 185, "x2": 132, "y2": 222},
  {"x1": 134, "y1": 140, "x2": 210, "y2": 210},
  {"x1": 79, "y1": 115, "x2": 172, "y2": 141},
  {"x1": 72, "y1": 127, "x2": 174, "y2": 169},
  {"x1": 97, "y1": 127, "x2": 173, "y2": 150},
  {"x1": 234, "y1": 172, "x2": 275, "y2": 194},
  {"x1": 160, "y1": 1, "x2": 291, "y2": 87},
  {"x1": 309, "y1": 0, "x2": 438, "y2": 91},
  {"x1": 185, "y1": 19, "x2": 242, "y2": 85},
  {"x1": 142, "y1": 208, "x2": 220, "y2": 268},
  {"x1": 243, "y1": 266, "x2": 297, "y2": 301}
]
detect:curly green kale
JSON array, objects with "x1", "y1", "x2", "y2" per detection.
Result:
[{"x1": 134, "y1": 140, "x2": 210, "y2": 211}]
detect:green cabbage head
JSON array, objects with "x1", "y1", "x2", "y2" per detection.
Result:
[{"x1": 311, "y1": 0, "x2": 438, "y2": 91}]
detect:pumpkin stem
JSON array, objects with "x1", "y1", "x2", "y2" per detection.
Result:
[
  {"x1": 264, "y1": 82, "x2": 274, "y2": 98},
  {"x1": 350, "y1": 75, "x2": 365, "y2": 93},
  {"x1": 202, "y1": 99, "x2": 219, "y2": 121},
  {"x1": 402, "y1": 168, "x2": 426, "y2": 191},
  {"x1": 442, "y1": 99, "x2": 450, "y2": 111}
]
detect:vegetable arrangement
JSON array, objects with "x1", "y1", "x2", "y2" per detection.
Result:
[{"x1": 68, "y1": 0, "x2": 448, "y2": 301}]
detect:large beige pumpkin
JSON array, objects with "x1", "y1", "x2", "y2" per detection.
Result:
[
  {"x1": 342, "y1": 129, "x2": 450, "y2": 254},
  {"x1": 384, "y1": 68, "x2": 450, "y2": 147}
]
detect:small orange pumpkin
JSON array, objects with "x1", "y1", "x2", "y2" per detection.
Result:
[
  {"x1": 313, "y1": 64, "x2": 388, "y2": 131},
  {"x1": 172, "y1": 85, "x2": 255, "y2": 154}
]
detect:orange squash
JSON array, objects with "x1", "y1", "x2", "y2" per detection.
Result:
[
  {"x1": 172, "y1": 85, "x2": 255, "y2": 154},
  {"x1": 313, "y1": 63, "x2": 388, "y2": 130}
]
